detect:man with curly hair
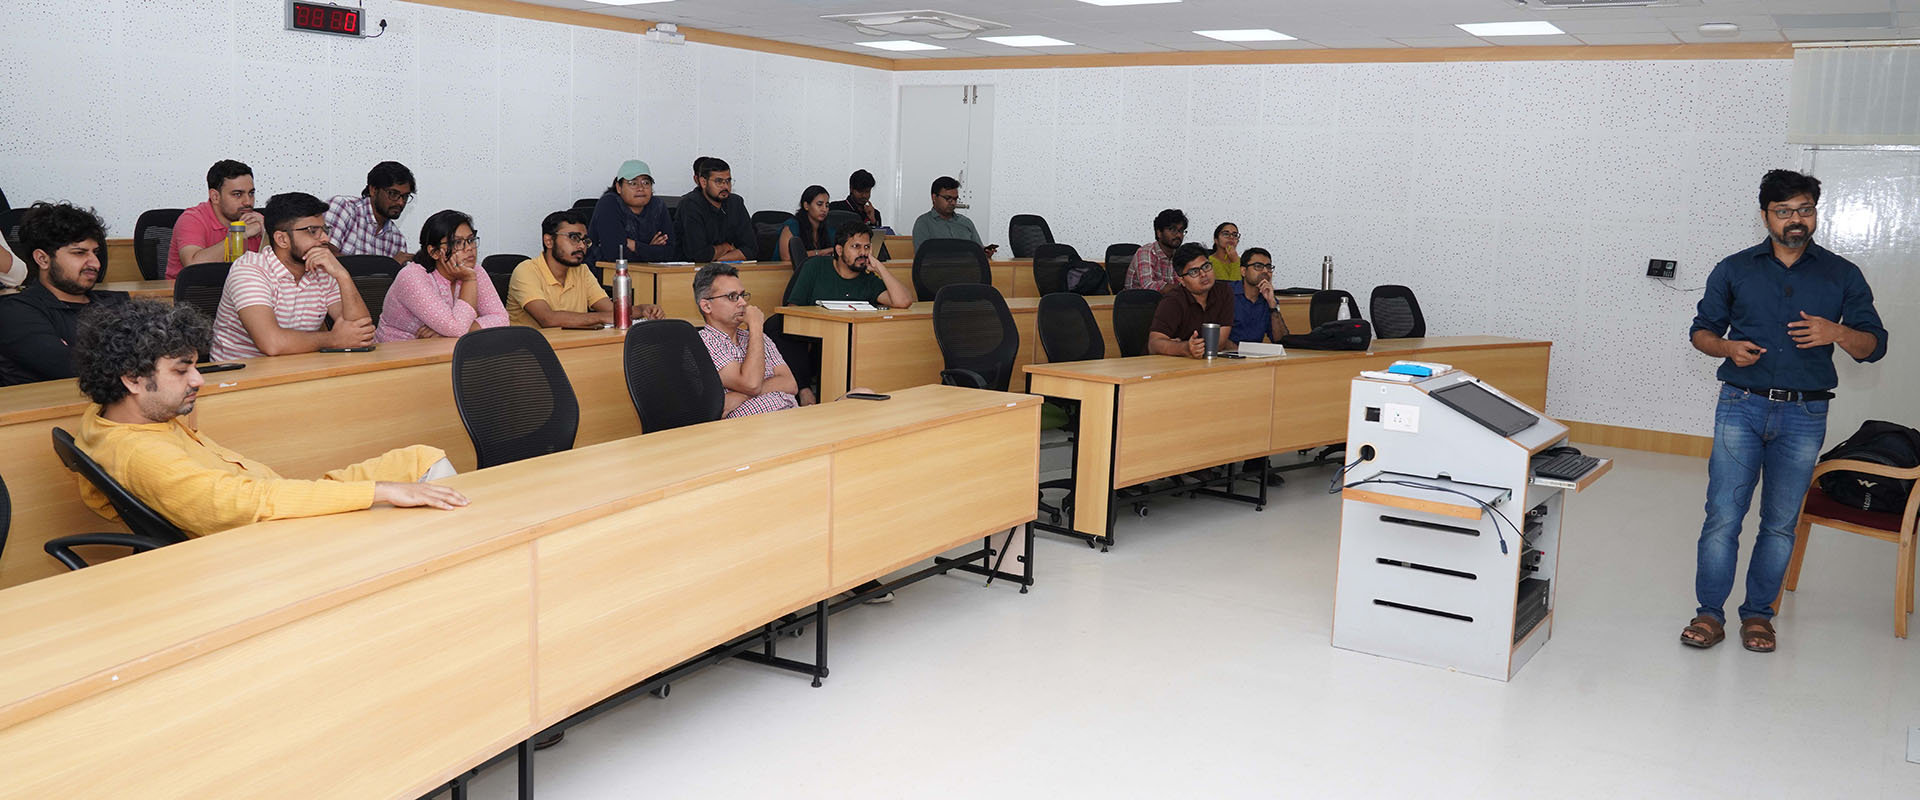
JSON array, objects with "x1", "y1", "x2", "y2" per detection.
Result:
[
  {"x1": 0, "y1": 203, "x2": 128, "y2": 386},
  {"x1": 71, "y1": 300, "x2": 469, "y2": 536}
]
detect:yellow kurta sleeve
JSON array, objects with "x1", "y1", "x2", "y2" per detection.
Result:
[
  {"x1": 113, "y1": 443, "x2": 378, "y2": 537},
  {"x1": 321, "y1": 445, "x2": 448, "y2": 483}
]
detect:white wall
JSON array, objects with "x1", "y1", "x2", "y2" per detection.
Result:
[
  {"x1": 899, "y1": 60, "x2": 1810, "y2": 437},
  {"x1": 0, "y1": 0, "x2": 895, "y2": 261}
]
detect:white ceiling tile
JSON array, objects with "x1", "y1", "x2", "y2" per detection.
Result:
[
  {"x1": 1388, "y1": 36, "x2": 1494, "y2": 48},
  {"x1": 1548, "y1": 18, "x2": 1675, "y2": 35},
  {"x1": 1482, "y1": 33, "x2": 1586, "y2": 46},
  {"x1": 1299, "y1": 37, "x2": 1408, "y2": 49},
  {"x1": 1672, "y1": 27, "x2": 1787, "y2": 43},
  {"x1": 1573, "y1": 32, "x2": 1684, "y2": 45},
  {"x1": 1782, "y1": 27, "x2": 1911, "y2": 42}
]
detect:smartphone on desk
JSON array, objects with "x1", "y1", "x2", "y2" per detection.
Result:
[
  {"x1": 844, "y1": 392, "x2": 890, "y2": 401},
  {"x1": 319, "y1": 346, "x2": 377, "y2": 353},
  {"x1": 197, "y1": 362, "x2": 246, "y2": 373}
]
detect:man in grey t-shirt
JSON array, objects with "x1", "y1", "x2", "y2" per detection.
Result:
[{"x1": 910, "y1": 175, "x2": 998, "y2": 257}]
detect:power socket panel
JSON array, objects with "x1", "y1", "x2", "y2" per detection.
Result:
[{"x1": 1647, "y1": 259, "x2": 1677, "y2": 279}]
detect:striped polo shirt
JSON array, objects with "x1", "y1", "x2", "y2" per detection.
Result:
[{"x1": 210, "y1": 249, "x2": 343, "y2": 360}]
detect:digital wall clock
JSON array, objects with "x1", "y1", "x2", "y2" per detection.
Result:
[{"x1": 285, "y1": 1, "x2": 365, "y2": 38}]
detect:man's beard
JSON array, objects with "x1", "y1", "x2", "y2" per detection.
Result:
[
  {"x1": 552, "y1": 248, "x2": 585, "y2": 267},
  {"x1": 47, "y1": 267, "x2": 93, "y2": 296},
  {"x1": 1772, "y1": 223, "x2": 1812, "y2": 248}
]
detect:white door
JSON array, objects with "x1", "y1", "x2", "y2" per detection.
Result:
[{"x1": 896, "y1": 84, "x2": 995, "y2": 254}]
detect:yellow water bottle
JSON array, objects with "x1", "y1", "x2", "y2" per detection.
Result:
[{"x1": 224, "y1": 220, "x2": 247, "y2": 261}]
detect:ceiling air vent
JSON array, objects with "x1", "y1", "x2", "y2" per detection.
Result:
[
  {"x1": 1515, "y1": 0, "x2": 1701, "y2": 9},
  {"x1": 821, "y1": 10, "x2": 1009, "y2": 40}
]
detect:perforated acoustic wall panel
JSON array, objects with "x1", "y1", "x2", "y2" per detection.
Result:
[
  {"x1": 901, "y1": 59, "x2": 1804, "y2": 436},
  {"x1": 0, "y1": 0, "x2": 895, "y2": 261}
]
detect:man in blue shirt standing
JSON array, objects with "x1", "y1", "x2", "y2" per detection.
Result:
[{"x1": 1681, "y1": 169, "x2": 1888, "y2": 654}]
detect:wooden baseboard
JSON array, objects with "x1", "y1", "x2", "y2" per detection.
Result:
[{"x1": 1564, "y1": 420, "x2": 1712, "y2": 459}]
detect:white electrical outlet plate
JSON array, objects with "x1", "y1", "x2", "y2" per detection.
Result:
[{"x1": 1383, "y1": 403, "x2": 1420, "y2": 433}]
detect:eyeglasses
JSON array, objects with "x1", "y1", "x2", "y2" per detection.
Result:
[
  {"x1": 448, "y1": 235, "x2": 480, "y2": 251},
  {"x1": 1769, "y1": 206, "x2": 1817, "y2": 220},
  {"x1": 1179, "y1": 266, "x2": 1213, "y2": 278},
  {"x1": 1243, "y1": 261, "x2": 1273, "y2": 270},
  {"x1": 703, "y1": 291, "x2": 752, "y2": 303},
  {"x1": 376, "y1": 187, "x2": 415, "y2": 201},
  {"x1": 936, "y1": 194, "x2": 959, "y2": 202},
  {"x1": 1219, "y1": 231, "x2": 1240, "y2": 239},
  {"x1": 554, "y1": 232, "x2": 592, "y2": 245},
  {"x1": 289, "y1": 224, "x2": 331, "y2": 238},
  {"x1": 707, "y1": 177, "x2": 733, "y2": 186}
]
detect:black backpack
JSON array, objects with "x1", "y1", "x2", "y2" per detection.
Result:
[
  {"x1": 1817, "y1": 420, "x2": 1920, "y2": 512},
  {"x1": 1280, "y1": 319, "x2": 1373, "y2": 351},
  {"x1": 1064, "y1": 262, "x2": 1107, "y2": 296}
]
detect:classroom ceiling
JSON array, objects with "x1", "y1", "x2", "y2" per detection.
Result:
[{"x1": 512, "y1": 0, "x2": 1920, "y2": 58}]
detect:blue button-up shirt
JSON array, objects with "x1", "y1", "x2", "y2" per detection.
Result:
[
  {"x1": 1688, "y1": 239, "x2": 1887, "y2": 391},
  {"x1": 1227, "y1": 280, "x2": 1276, "y2": 343}
]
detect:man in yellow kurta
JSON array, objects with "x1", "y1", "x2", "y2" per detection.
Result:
[{"x1": 72, "y1": 300, "x2": 468, "y2": 537}]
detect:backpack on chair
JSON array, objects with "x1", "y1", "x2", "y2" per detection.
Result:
[
  {"x1": 1064, "y1": 262, "x2": 1107, "y2": 296},
  {"x1": 1817, "y1": 420, "x2": 1920, "y2": 512}
]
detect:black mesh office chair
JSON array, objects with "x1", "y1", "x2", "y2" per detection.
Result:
[
  {"x1": 1034, "y1": 292, "x2": 1106, "y2": 523},
  {"x1": 0, "y1": 473, "x2": 9, "y2": 576},
  {"x1": 133, "y1": 208, "x2": 184, "y2": 281},
  {"x1": 0, "y1": 208, "x2": 25, "y2": 256},
  {"x1": 932, "y1": 284, "x2": 1019, "y2": 391},
  {"x1": 339, "y1": 254, "x2": 398, "y2": 279},
  {"x1": 663, "y1": 194, "x2": 680, "y2": 224},
  {"x1": 1031, "y1": 243, "x2": 1084, "y2": 296},
  {"x1": 1369, "y1": 284, "x2": 1426, "y2": 339},
  {"x1": 352, "y1": 273, "x2": 395, "y2": 325},
  {"x1": 45, "y1": 428, "x2": 191, "y2": 570},
  {"x1": 1112, "y1": 288, "x2": 1162, "y2": 358},
  {"x1": 0, "y1": 187, "x2": 9, "y2": 213},
  {"x1": 1007, "y1": 214, "x2": 1054, "y2": 259},
  {"x1": 572, "y1": 197, "x2": 598, "y2": 211},
  {"x1": 753, "y1": 210, "x2": 793, "y2": 264},
  {"x1": 172, "y1": 262, "x2": 230, "y2": 323},
  {"x1": 1104, "y1": 243, "x2": 1140, "y2": 294},
  {"x1": 482, "y1": 254, "x2": 526, "y2": 274},
  {"x1": 1310, "y1": 289, "x2": 1362, "y2": 328},
  {"x1": 450, "y1": 327, "x2": 580, "y2": 469},
  {"x1": 623, "y1": 319, "x2": 724, "y2": 433},
  {"x1": 912, "y1": 238, "x2": 991, "y2": 302}
]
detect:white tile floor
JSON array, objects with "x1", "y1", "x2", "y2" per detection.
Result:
[{"x1": 464, "y1": 445, "x2": 1920, "y2": 799}]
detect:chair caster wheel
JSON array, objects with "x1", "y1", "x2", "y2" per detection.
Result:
[
  {"x1": 652, "y1": 684, "x2": 670, "y2": 699},
  {"x1": 788, "y1": 626, "x2": 805, "y2": 638},
  {"x1": 1135, "y1": 505, "x2": 1149, "y2": 518},
  {"x1": 1048, "y1": 512, "x2": 1061, "y2": 525},
  {"x1": 1085, "y1": 539, "x2": 1097, "y2": 549}
]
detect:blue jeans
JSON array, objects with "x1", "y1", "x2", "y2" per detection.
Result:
[{"x1": 1695, "y1": 384, "x2": 1829, "y2": 622}]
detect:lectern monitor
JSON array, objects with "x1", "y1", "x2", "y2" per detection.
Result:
[{"x1": 1430, "y1": 380, "x2": 1538, "y2": 437}]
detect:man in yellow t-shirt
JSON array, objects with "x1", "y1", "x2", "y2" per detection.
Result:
[
  {"x1": 71, "y1": 300, "x2": 468, "y2": 537},
  {"x1": 507, "y1": 209, "x2": 662, "y2": 327}
]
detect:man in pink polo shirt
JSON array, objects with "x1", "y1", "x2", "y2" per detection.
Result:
[
  {"x1": 209, "y1": 192, "x2": 375, "y2": 361},
  {"x1": 165, "y1": 159, "x2": 264, "y2": 279}
]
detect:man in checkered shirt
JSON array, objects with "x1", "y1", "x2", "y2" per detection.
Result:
[
  {"x1": 325, "y1": 161, "x2": 414, "y2": 265},
  {"x1": 694, "y1": 263, "x2": 800, "y2": 418}
]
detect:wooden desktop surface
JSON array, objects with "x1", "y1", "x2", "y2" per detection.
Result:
[
  {"x1": 99, "y1": 279, "x2": 173, "y2": 301},
  {"x1": 607, "y1": 258, "x2": 1071, "y2": 324},
  {"x1": 0, "y1": 384, "x2": 1040, "y2": 799},
  {"x1": 0, "y1": 327, "x2": 631, "y2": 589},
  {"x1": 1024, "y1": 337, "x2": 1553, "y2": 537}
]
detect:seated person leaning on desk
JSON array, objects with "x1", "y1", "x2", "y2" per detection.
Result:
[
  {"x1": 0, "y1": 203, "x2": 127, "y2": 387},
  {"x1": 208, "y1": 192, "x2": 377, "y2": 361},
  {"x1": 1228, "y1": 247, "x2": 1288, "y2": 345},
  {"x1": 694, "y1": 263, "x2": 800, "y2": 418},
  {"x1": 72, "y1": 301, "x2": 467, "y2": 537},
  {"x1": 374, "y1": 209, "x2": 508, "y2": 342},
  {"x1": 1148, "y1": 243, "x2": 1237, "y2": 358},
  {"x1": 786, "y1": 223, "x2": 911, "y2": 309},
  {"x1": 507, "y1": 209, "x2": 662, "y2": 328}
]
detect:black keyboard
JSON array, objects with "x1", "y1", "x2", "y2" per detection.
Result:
[{"x1": 1533, "y1": 452, "x2": 1600, "y2": 481}]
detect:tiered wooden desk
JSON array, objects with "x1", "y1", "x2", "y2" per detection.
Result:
[
  {"x1": 1021, "y1": 337, "x2": 1553, "y2": 545},
  {"x1": 0, "y1": 385, "x2": 1038, "y2": 799},
  {"x1": 0, "y1": 328, "x2": 633, "y2": 588},
  {"x1": 99, "y1": 279, "x2": 173, "y2": 301}
]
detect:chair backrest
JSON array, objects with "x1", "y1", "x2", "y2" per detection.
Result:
[
  {"x1": 50, "y1": 428, "x2": 191, "y2": 545},
  {"x1": 172, "y1": 261, "x2": 231, "y2": 323},
  {"x1": 1112, "y1": 288, "x2": 1163, "y2": 358},
  {"x1": 352, "y1": 273, "x2": 395, "y2": 324},
  {"x1": 932, "y1": 283, "x2": 1020, "y2": 392},
  {"x1": 133, "y1": 208, "x2": 185, "y2": 281},
  {"x1": 487, "y1": 271, "x2": 513, "y2": 307},
  {"x1": 824, "y1": 208, "x2": 861, "y2": 234},
  {"x1": 0, "y1": 208, "x2": 26, "y2": 256},
  {"x1": 572, "y1": 197, "x2": 598, "y2": 211},
  {"x1": 338, "y1": 254, "x2": 398, "y2": 279},
  {"x1": 1368, "y1": 284, "x2": 1426, "y2": 339},
  {"x1": 662, "y1": 193, "x2": 680, "y2": 224},
  {"x1": 1310, "y1": 289, "x2": 1362, "y2": 328},
  {"x1": 782, "y1": 236, "x2": 811, "y2": 305},
  {"x1": 754, "y1": 211, "x2": 793, "y2": 264},
  {"x1": 912, "y1": 238, "x2": 991, "y2": 302},
  {"x1": 751, "y1": 209, "x2": 793, "y2": 227},
  {"x1": 481, "y1": 253, "x2": 527, "y2": 274},
  {"x1": 0, "y1": 471, "x2": 11, "y2": 571},
  {"x1": 1037, "y1": 292, "x2": 1104, "y2": 364},
  {"x1": 1031, "y1": 242, "x2": 1082, "y2": 296},
  {"x1": 623, "y1": 319, "x2": 724, "y2": 433},
  {"x1": 450, "y1": 327, "x2": 580, "y2": 469},
  {"x1": 1007, "y1": 214, "x2": 1054, "y2": 258},
  {"x1": 1104, "y1": 243, "x2": 1140, "y2": 294}
]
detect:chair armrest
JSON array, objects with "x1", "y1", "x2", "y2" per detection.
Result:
[
  {"x1": 1810, "y1": 458, "x2": 1920, "y2": 482},
  {"x1": 940, "y1": 368, "x2": 988, "y2": 389},
  {"x1": 44, "y1": 533, "x2": 174, "y2": 571}
]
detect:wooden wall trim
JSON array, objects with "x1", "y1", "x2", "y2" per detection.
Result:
[
  {"x1": 1564, "y1": 420, "x2": 1713, "y2": 459},
  {"x1": 892, "y1": 42, "x2": 1792, "y2": 71},
  {"x1": 402, "y1": 0, "x2": 894, "y2": 70}
]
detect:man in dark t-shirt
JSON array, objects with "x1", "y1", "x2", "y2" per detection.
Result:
[
  {"x1": 0, "y1": 203, "x2": 129, "y2": 386},
  {"x1": 787, "y1": 223, "x2": 911, "y2": 309},
  {"x1": 1147, "y1": 243, "x2": 1234, "y2": 358}
]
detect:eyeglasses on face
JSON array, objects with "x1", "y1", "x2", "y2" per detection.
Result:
[
  {"x1": 554, "y1": 232, "x2": 592, "y2": 245},
  {"x1": 1179, "y1": 266, "x2": 1213, "y2": 278},
  {"x1": 1219, "y1": 231, "x2": 1240, "y2": 239},
  {"x1": 703, "y1": 291, "x2": 752, "y2": 303},
  {"x1": 1243, "y1": 261, "x2": 1273, "y2": 270},
  {"x1": 447, "y1": 235, "x2": 480, "y2": 251},
  {"x1": 1768, "y1": 206, "x2": 1817, "y2": 220},
  {"x1": 936, "y1": 193, "x2": 960, "y2": 202},
  {"x1": 289, "y1": 224, "x2": 331, "y2": 238},
  {"x1": 377, "y1": 187, "x2": 416, "y2": 201}
]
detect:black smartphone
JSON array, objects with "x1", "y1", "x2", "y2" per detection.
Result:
[
  {"x1": 844, "y1": 392, "x2": 890, "y2": 401},
  {"x1": 1219, "y1": 352, "x2": 1246, "y2": 359},
  {"x1": 197, "y1": 362, "x2": 246, "y2": 373},
  {"x1": 319, "y1": 346, "x2": 376, "y2": 353}
]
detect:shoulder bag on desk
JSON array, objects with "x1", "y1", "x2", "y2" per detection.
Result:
[{"x1": 1280, "y1": 319, "x2": 1373, "y2": 351}]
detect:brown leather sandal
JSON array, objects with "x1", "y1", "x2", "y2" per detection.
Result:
[
  {"x1": 1739, "y1": 617, "x2": 1776, "y2": 653},
  {"x1": 1680, "y1": 615, "x2": 1724, "y2": 648}
]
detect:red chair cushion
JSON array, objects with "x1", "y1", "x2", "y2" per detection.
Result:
[{"x1": 1804, "y1": 487, "x2": 1906, "y2": 533}]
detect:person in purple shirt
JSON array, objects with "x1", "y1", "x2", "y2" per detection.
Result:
[{"x1": 588, "y1": 159, "x2": 677, "y2": 264}]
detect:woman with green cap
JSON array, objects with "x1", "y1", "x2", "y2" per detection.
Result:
[{"x1": 588, "y1": 159, "x2": 677, "y2": 263}]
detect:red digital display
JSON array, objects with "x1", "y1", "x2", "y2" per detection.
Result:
[{"x1": 288, "y1": 2, "x2": 363, "y2": 37}]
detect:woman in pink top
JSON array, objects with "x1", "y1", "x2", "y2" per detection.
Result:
[{"x1": 374, "y1": 210, "x2": 508, "y2": 342}]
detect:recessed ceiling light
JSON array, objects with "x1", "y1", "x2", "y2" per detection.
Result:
[
  {"x1": 854, "y1": 40, "x2": 948, "y2": 52},
  {"x1": 1194, "y1": 29, "x2": 1296, "y2": 42},
  {"x1": 979, "y1": 35, "x2": 1076, "y2": 47},
  {"x1": 583, "y1": 0, "x2": 674, "y2": 6},
  {"x1": 1698, "y1": 22, "x2": 1740, "y2": 38},
  {"x1": 1075, "y1": 0, "x2": 1180, "y2": 6},
  {"x1": 1456, "y1": 21, "x2": 1565, "y2": 37}
]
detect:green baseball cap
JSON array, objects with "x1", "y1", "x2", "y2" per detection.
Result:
[{"x1": 616, "y1": 159, "x2": 652, "y2": 181}]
